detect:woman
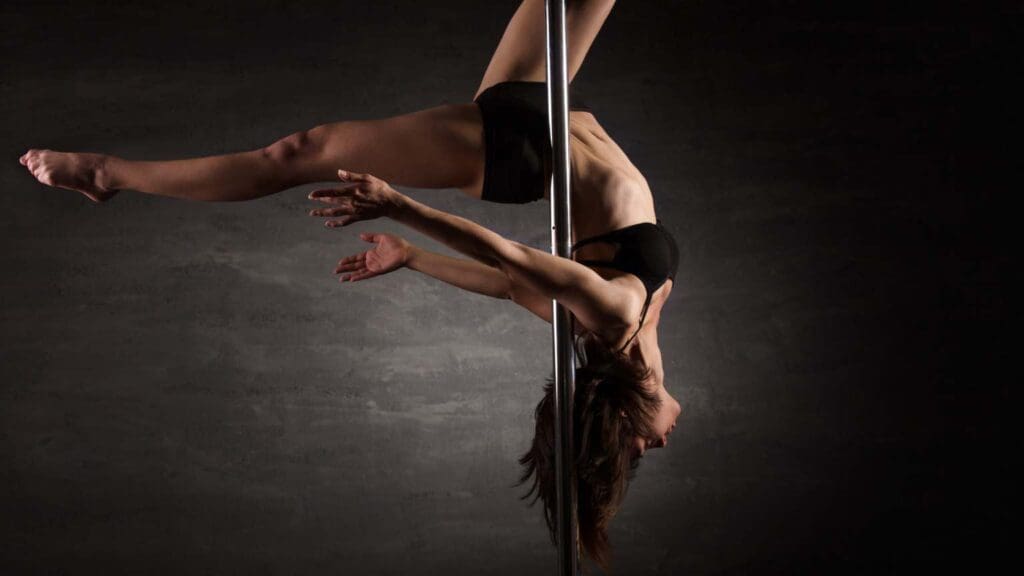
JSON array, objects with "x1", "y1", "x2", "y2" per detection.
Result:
[{"x1": 20, "y1": 0, "x2": 681, "y2": 569}]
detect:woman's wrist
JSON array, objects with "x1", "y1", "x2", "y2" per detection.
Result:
[
  {"x1": 404, "y1": 244, "x2": 423, "y2": 269},
  {"x1": 385, "y1": 186, "x2": 410, "y2": 219}
]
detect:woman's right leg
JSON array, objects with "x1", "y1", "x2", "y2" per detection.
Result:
[{"x1": 20, "y1": 103, "x2": 486, "y2": 202}]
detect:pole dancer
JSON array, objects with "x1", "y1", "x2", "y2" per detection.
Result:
[{"x1": 19, "y1": 1, "x2": 681, "y2": 570}]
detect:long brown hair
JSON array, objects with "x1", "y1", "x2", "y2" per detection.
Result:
[{"x1": 516, "y1": 332, "x2": 662, "y2": 573}]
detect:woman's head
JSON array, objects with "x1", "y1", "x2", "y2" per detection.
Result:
[{"x1": 517, "y1": 332, "x2": 681, "y2": 572}]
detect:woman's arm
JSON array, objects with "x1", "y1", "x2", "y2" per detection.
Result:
[
  {"x1": 407, "y1": 246, "x2": 508, "y2": 298},
  {"x1": 309, "y1": 170, "x2": 640, "y2": 337},
  {"x1": 333, "y1": 232, "x2": 553, "y2": 323},
  {"x1": 405, "y1": 247, "x2": 554, "y2": 324}
]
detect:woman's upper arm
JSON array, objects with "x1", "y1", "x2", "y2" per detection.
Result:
[
  {"x1": 497, "y1": 241, "x2": 640, "y2": 335},
  {"x1": 509, "y1": 282, "x2": 553, "y2": 324}
]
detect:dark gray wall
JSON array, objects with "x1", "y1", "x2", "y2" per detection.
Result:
[{"x1": 1, "y1": 1, "x2": 1011, "y2": 574}]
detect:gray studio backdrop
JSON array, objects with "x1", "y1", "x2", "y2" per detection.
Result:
[{"x1": 2, "y1": 1, "x2": 1005, "y2": 574}]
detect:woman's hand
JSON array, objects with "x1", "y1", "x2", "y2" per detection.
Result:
[
  {"x1": 334, "y1": 232, "x2": 412, "y2": 282},
  {"x1": 308, "y1": 169, "x2": 403, "y2": 228}
]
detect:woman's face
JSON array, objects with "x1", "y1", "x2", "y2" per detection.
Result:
[{"x1": 632, "y1": 385, "x2": 682, "y2": 458}]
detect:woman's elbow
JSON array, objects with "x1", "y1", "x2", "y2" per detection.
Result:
[{"x1": 506, "y1": 281, "x2": 530, "y2": 305}]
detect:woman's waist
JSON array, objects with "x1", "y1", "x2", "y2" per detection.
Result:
[{"x1": 567, "y1": 165, "x2": 656, "y2": 242}]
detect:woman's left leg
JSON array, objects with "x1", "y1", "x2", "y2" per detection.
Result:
[{"x1": 20, "y1": 103, "x2": 485, "y2": 203}]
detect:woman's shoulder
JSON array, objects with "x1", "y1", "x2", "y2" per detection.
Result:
[{"x1": 582, "y1": 271, "x2": 649, "y2": 344}]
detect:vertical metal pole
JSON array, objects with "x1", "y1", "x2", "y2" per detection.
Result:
[{"x1": 545, "y1": 1, "x2": 578, "y2": 575}]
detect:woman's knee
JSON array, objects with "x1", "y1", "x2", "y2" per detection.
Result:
[{"x1": 261, "y1": 126, "x2": 331, "y2": 166}]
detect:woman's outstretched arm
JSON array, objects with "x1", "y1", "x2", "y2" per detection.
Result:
[
  {"x1": 409, "y1": 249, "x2": 555, "y2": 323},
  {"x1": 309, "y1": 170, "x2": 640, "y2": 338},
  {"x1": 335, "y1": 232, "x2": 553, "y2": 323}
]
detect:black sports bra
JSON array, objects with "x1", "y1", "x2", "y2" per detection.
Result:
[{"x1": 572, "y1": 221, "x2": 680, "y2": 352}]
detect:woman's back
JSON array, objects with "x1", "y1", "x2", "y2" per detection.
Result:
[{"x1": 568, "y1": 111, "x2": 659, "y2": 243}]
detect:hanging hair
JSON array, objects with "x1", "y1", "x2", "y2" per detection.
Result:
[{"x1": 516, "y1": 331, "x2": 662, "y2": 573}]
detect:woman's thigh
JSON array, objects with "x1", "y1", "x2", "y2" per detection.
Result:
[{"x1": 296, "y1": 103, "x2": 485, "y2": 198}]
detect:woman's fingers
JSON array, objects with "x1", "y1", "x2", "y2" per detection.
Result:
[
  {"x1": 339, "y1": 269, "x2": 376, "y2": 282},
  {"x1": 310, "y1": 195, "x2": 355, "y2": 205},
  {"x1": 335, "y1": 253, "x2": 368, "y2": 281},
  {"x1": 335, "y1": 253, "x2": 365, "y2": 273},
  {"x1": 308, "y1": 176, "x2": 387, "y2": 230},
  {"x1": 309, "y1": 205, "x2": 353, "y2": 218},
  {"x1": 325, "y1": 216, "x2": 357, "y2": 228},
  {"x1": 308, "y1": 182, "x2": 361, "y2": 200},
  {"x1": 310, "y1": 202, "x2": 362, "y2": 226},
  {"x1": 337, "y1": 252, "x2": 365, "y2": 264},
  {"x1": 345, "y1": 270, "x2": 377, "y2": 282},
  {"x1": 337, "y1": 168, "x2": 373, "y2": 182}
]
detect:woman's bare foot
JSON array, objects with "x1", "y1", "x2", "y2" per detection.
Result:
[{"x1": 19, "y1": 149, "x2": 120, "y2": 203}]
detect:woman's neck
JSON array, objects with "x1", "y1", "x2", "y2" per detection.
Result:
[
  {"x1": 623, "y1": 281, "x2": 672, "y2": 389},
  {"x1": 622, "y1": 318, "x2": 664, "y2": 390}
]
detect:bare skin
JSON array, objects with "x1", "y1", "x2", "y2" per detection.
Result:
[
  {"x1": 18, "y1": 0, "x2": 680, "y2": 453},
  {"x1": 307, "y1": 169, "x2": 682, "y2": 456}
]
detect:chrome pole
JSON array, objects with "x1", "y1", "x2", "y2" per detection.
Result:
[{"x1": 544, "y1": 1, "x2": 578, "y2": 574}]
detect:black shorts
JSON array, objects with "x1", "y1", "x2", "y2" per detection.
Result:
[{"x1": 473, "y1": 81, "x2": 592, "y2": 204}]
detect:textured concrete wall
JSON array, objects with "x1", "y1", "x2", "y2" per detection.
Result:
[{"x1": 1, "y1": 1, "x2": 1010, "y2": 574}]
